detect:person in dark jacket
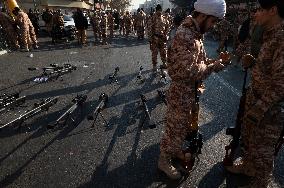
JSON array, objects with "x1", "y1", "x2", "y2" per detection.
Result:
[{"x1": 73, "y1": 8, "x2": 88, "y2": 45}]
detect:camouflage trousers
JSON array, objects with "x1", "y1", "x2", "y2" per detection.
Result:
[
  {"x1": 160, "y1": 83, "x2": 196, "y2": 156},
  {"x1": 136, "y1": 26, "x2": 144, "y2": 38},
  {"x1": 19, "y1": 27, "x2": 31, "y2": 50},
  {"x1": 29, "y1": 25, "x2": 38, "y2": 46},
  {"x1": 125, "y1": 25, "x2": 131, "y2": 36},
  {"x1": 109, "y1": 25, "x2": 114, "y2": 38},
  {"x1": 92, "y1": 26, "x2": 101, "y2": 41},
  {"x1": 100, "y1": 27, "x2": 107, "y2": 44},
  {"x1": 77, "y1": 29, "x2": 87, "y2": 45},
  {"x1": 241, "y1": 88, "x2": 284, "y2": 188},
  {"x1": 5, "y1": 27, "x2": 19, "y2": 49},
  {"x1": 150, "y1": 36, "x2": 167, "y2": 66}
]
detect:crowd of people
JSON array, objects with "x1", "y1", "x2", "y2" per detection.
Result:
[{"x1": 0, "y1": 1, "x2": 284, "y2": 187}]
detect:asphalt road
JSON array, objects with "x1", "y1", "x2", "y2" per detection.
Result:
[{"x1": 0, "y1": 31, "x2": 283, "y2": 188}]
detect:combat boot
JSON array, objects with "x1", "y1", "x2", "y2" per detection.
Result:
[
  {"x1": 158, "y1": 153, "x2": 181, "y2": 180},
  {"x1": 225, "y1": 158, "x2": 255, "y2": 177}
]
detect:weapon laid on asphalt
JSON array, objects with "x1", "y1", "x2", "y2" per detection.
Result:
[
  {"x1": 0, "y1": 96, "x2": 26, "y2": 114},
  {"x1": 136, "y1": 66, "x2": 145, "y2": 83},
  {"x1": 109, "y1": 67, "x2": 120, "y2": 84},
  {"x1": 0, "y1": 97, "x2": 58, "y2": 130},
  {"x1": 0, "y1": 92, "x2": 20, "y2": 106},
  {"x1": 47, "y1": 95, "x2": 87, "y2": 129},
  {"x1": 140, "y1": 94, "x2": 156, "y2": 129},
  {"x1": 223, "y1": 70, "x2": 248, "y2": 166},
  {"x1": 87, "y1": 93, "x2": 108, "y2": 126},
  {"x1": 35, "y1": 64, "x2": 77, "y2": 82},
  {"x1": 157, "y1": 90, "x2": 167, "y2": 105}
]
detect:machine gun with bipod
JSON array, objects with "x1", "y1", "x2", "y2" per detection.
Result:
[
  {"x1": 87, "y1": 93, "x2": 108, "y2": 127},
  {"x1": 109, "y1": 67, "x2": 120, "y2": 84},
  {"x1": 47, "y1": 95, "x2": 87, "y2": 129},
  {"x1": 0, "y1": 97, "x2": 58, "y2": 130},
  {"x1": 140, "y1": 94, "x2": 156, "y2": 129}
]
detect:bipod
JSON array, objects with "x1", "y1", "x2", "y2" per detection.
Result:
[
  {"x1": 0, "y1": 97, "x2": 58, "y2": 130},
  {"x1": 140, "y1": 94, "x2": 156, "y2": 129},
  {"x1": 87, "y1": 93, "x2": 109, "y2": 127},
  {"x1": 109, "y1": 67, "x2": 120, "y2": 84},
  {"x1": 47, "y1": 95, "x2": 87, "y2": 129}
]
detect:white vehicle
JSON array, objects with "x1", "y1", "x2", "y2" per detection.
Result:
[{"x1": 63, "y1": 15, "x2": 75, "y2": 27}]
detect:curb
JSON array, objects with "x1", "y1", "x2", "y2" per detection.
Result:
[{"x1": 0, "y1": 50, "x2": 7, "y2": 56}]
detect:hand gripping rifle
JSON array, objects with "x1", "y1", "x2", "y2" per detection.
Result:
[
  {"x1": 47, "y1": 95, "x2": 87, "y2": 129},
  {"x1": 140, "y1": 94, "x2": 156, "y2": 129},
  {"x1": 87, "y1": 93, "x2": 108, "y2": 126},
  {"x1": 109, "y1": 67, "x2": 120, "y2": 84},
  {"x1": 0, "y1": 97, "x2": 58, "y2": 130},
  {"x1": 223, "y1": 70, "x2": 248, "y2": 166}
]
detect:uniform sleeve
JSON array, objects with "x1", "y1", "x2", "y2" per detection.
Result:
[
  {"x1": 256, "y1": 43, "x2": 284, "y2": 113},
  {"x1": 168, "y1": 35, "x2": 222, "y2": 81}
]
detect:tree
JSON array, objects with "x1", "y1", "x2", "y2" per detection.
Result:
[{"x1": 108, "y1": 0, "x2": 131, "y2": 12}]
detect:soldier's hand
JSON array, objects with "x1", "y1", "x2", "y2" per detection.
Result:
[
  {"x1": 219, "y1": 52, "x2": 231, "y2": 65},
  {"x1": 242, "y1": 54, "x2": 256, "y2": 69}
]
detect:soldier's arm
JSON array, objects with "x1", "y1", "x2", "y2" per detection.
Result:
[
  {"x1": 254, "y1": 43, "x2": 284, "y2": 114},
  {"x1": 168, "y1": 38, "x2": 224, "y2": 82}
]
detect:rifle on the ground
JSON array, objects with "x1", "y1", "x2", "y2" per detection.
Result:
[
  {"x1": 0, "y1": 92, "x2": 20, "y2": 107},
  {"x1": 87, "y1": 93, "x2": 108, "y2": 126},
  {"x1": 157, "y1": 90, "x2": 167, "y2": 105},
  {"x1": 47, "y1": 95, "x2": 87, "y2": 129},
  {"x1": 35, "y1": 64, "x2": 77, "y2": 82},
  {"x1": 109, "y1": 67, "x2": 120, "y2": 84},
  {"x1": 0, "y1": 96, "x2": 26, "y2": 114},
  {"x1": 140, "y1": 94, "x2": 156, "y2": 129},
  {"x1": 223, "y1": 70, "x2": 248, "y2": 166},
  {"x1": 0, "y1": 97, "x2": 58, "y2": 130}
]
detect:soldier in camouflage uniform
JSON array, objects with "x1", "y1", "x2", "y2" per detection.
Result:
[
  {"x1": 124, "y1": 11, "x2": 132, "y2": 37},
  {"x1": 91, "y1": 11, "x2": 101, "y2": 42},
  {"x1": 226, "y1": 1, "x2": 284, "y2": 187},
  {"x1": 27, "y1": 17, "x2": 38, "y2": 49},
  {"x1": 159, "y1": 0, "x2": 230, "y2": 179},
  {"x1": 100, "y1": 12, "x2": 108, "y2": 45},
  {"x1": 136, "y1": 8, "x2": 146, "y2": 40},
  {"x1": 148, "y1": 4, "x2": 169, "y2": 72},
  {"x1": 107, "y1": 11, "x2": 115, "y2": 40},
  {"x1": 13, "y1": 7, "x2": 31, "y2": 52},
  {"x1": 0, "y1": 8, "x2": 19, "y2": 50}
]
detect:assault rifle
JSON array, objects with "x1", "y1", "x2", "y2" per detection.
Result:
[
  {"x1": 0, "y1": 96, "x2": 26, "y2": 114},
  {"x1": 223, "y1": 70, "x2": 248, "y2": 166},
  {"x1": 0, "y1": 97, "x2": 58, "y2": 130},
  {"x1": 87, "y1": 93, "x2": 108, "y2": 126},
  {"x1": 140, "y1": 94, "x2": 156, "y2": 129},
  {"x1": 47, "y1": 95, "x2": 87, "y2": 129},
  {"x1": 109, "y1": 67, "x2": 120, "y2": 84}
]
